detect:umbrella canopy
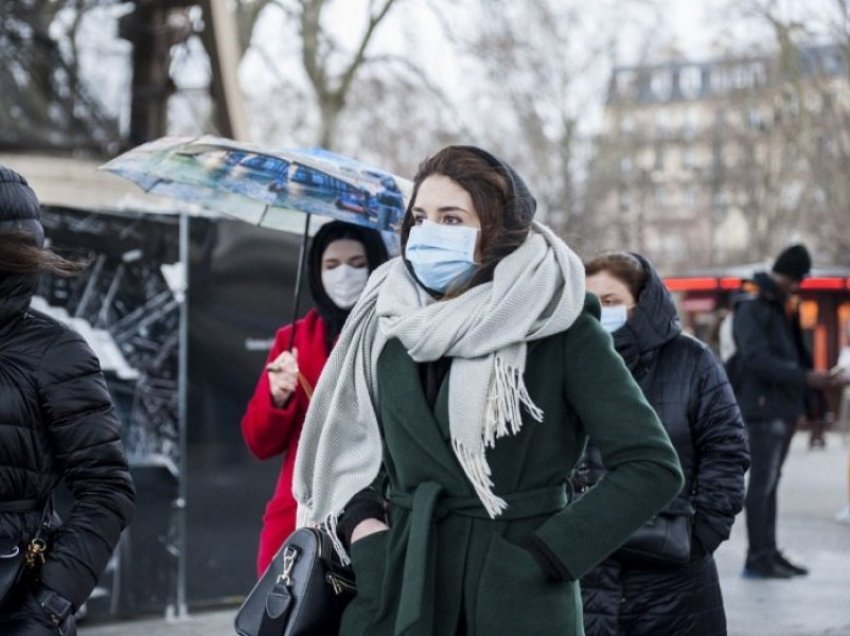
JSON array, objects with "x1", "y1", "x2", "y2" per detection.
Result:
[
  {"x1": 102, "y1": 136, "x2": 411, "y2": 350},
  {"x1": 101, "y1": 135, "x2": 412, "y2": 237}
]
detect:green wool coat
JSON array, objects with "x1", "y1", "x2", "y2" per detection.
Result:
[{"x1": 341, "y1": 295, "x2": 684, "y2": 636}]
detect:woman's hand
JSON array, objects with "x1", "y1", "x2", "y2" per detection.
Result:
[
  {"x1": 267, "y1": 348, "x2": 299, "y2": 408},
  {"x1": 351, "y1": 518, "x2": 390, "y2": 544}
]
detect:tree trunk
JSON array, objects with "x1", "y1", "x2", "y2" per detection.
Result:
[{"x1": 127, "y1": 4, "x2": 173, "y2": 146}]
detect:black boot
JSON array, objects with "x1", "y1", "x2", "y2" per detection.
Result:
[
  {"x1": 773, "y1": 551, "x2": 809, "y2": 576},
  {"x1": 743, "y1": 551, "x2": 794, "y2": 579}
]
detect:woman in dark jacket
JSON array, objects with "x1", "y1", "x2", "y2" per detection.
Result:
[
  {"x1": 581, "y1": 252, "x2": 750, "y2": 636},
  {"x1": 0, "y1": 166, "x2": 135, "y2": 635}
]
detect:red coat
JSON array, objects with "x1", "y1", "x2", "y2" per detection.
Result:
[{"x1": 241, "y1": 309, "x2": 329, "y2": 575}]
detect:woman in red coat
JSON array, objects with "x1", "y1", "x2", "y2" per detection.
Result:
[{"x1": 241, "y1": 221, "x2": 388, "y2": 574}]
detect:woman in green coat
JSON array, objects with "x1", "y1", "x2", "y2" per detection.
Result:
[{"x1": 293, "y1": 145, "x2": 684, "y2": 636}]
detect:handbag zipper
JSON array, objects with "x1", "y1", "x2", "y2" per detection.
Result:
[{"x1": 326, "y1": 572, "x2": 356, "y2": 595}]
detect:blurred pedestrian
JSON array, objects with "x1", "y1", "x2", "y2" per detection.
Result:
[
  {"x1": 241, "y1": 221, "x2": 388, "y2": 575},
  {"x1": 733, "y1": 244, "x2": 849, "y2": 577},
  {"x1": 0, "y1": 166, "x2": 135, "y2": 635},
  {"x1": 580, "y1": 252, "x2": 749, "y2": 636},
  {"x1": 293, "y1": 146, "x2": 684, "y2": 635}
]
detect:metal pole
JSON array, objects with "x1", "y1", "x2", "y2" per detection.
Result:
[
  {"x1": 174, "y1": 210, "x2": 190, "y2": 619},
  {"x1": 288, "y1": 214, "x2": 311, "y2": 351}
]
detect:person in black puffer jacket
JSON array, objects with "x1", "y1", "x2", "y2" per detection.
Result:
[
  {"x1": 579, "y1": 252, "x2": 749, "y2": 636},
  {"x1": 0, "y1": 166, "x2": 135, "y2": 635}
]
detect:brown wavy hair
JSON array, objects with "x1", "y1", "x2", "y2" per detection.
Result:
[
  {"x1": 400, "y1": 147, "x2": 529, "y2": 297},
  {"x1": 0, "y1": 229, "x2": 86, "y2": 277},
  {"x1": 584, "y1": 251, "x2": 648, "y2": 300}
]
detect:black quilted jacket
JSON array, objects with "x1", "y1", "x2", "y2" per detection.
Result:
[
  {"x1": 0, "y1": 269, "x2": 135, "y2": 610},
  {"x1": 578, "y1": 256, "x2": 749, "y2": 634}
]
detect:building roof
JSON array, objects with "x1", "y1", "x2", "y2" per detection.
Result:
[{"x1": 607, "y1": 43, "x2": 848, "y2": 106}]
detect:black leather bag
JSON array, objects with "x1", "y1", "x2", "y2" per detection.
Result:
[
  {"x1": 235, "y1": 527, "x2": 356, "y2": 636},
  {"x1": 0, "y1": 499, "x2": 52, "y2": 610},
  {"x1": 614, "y1": 498, "x2": 694, "y2": 566},
  {"x1": 0, "y1": 538, "x2": 28, "y2": 610}
]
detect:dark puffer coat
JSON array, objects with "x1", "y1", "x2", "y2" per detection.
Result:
[
  {"x1": 580, "y1": 255, "x2": 749, "y2": 636},
  {"x1": 0, "y1": 266, "x2": 135, "y2": 612}
]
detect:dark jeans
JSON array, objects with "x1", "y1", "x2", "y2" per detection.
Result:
[{"x1": 744, "y1": 419, "x2": 795, "y2": 556}]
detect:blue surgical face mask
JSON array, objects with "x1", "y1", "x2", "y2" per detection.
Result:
[
  {"x1": 405, "y1": 220, "x2": 479, "y2": 293},
  {"x1": 599, "y1": 304, "x2": 629, "y2": 333}
]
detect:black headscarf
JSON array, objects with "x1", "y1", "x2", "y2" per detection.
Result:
[
  {"x1": 307, "y1": 221, "x2": 388, "y2": 352},
  {"x1": 612, "y1": 253, "x2": 682, "y2": 372},
  {"x1": 451, "y1": 145, "x2": 537, "y2": 231}
]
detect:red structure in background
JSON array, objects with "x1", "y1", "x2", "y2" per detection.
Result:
[{"x1": 663, "y1": 268, "x2": 850, "y2": 373}]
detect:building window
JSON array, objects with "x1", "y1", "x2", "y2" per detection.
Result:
[
  {"x1": 683, "y1": 107, "x2": 699, "y2": 138},
  {"x1": 651, "y1": 70, "x2": 673, "y2": 101},
  {"x1": 616, "y1": 71, "x2": 636, "y2": 98},
  {"x1": 682, "y1": 146, "x2": 696, "y2": 169},
  {"x1": 655, "y1": 185, "x2": 668, "y2": 207},
  {"x1": 712, "y1": 189, "x2": 727, "y2": 209},
  {"x1": 620, "y1": 156, "x2": 633, "y2": 177},
  {"x1": 749, "y1": 62, "x2": 767, "y2": 86},
  {"x1": 654, "y1": 144, "x2": 665, "y2": 170},
  {"x1": 654, "y1": 108, "x2": 669, "y2": 138},
  {"x1": 679, "y1": 66, "x2": 702, "y2": 99},
  {"x1": 682, "y1": 186, "x2": 697, "y2": 207}
]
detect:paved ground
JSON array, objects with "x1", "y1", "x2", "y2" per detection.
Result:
[{"x1": 80, "y1": 431, "x2": 850, "y2": 635}]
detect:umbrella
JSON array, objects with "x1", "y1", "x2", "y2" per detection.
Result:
[{"x1": 102, "y1": 135, "x2": 412, "y2": 347}]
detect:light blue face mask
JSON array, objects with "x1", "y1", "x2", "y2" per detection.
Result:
[
  {"x1": 599, "y1": 304, "x2": 629, "y2": 333},
  {"x1": 405, "y1": 220, "x2": 479, "y2": 293}
]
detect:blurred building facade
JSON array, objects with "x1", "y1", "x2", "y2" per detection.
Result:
[{"x1": 587, "y1": 43, "x2": 850, "y2": 272}]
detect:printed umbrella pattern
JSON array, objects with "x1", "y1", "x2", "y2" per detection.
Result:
[
  {"x1": 103, "y1": 135, "x2": 412, "y2": 346},
  {"x1": 102, "y1": 135, "x2": 411, "y2": 235}
]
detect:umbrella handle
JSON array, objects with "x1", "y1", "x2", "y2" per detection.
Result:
[{"x1": 288, "y1": 214, "x2": 311, "y2": 351}]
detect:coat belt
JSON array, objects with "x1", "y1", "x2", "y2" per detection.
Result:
[{"x1": 389, "y1": 481, "x2": 568, "y2": 635}]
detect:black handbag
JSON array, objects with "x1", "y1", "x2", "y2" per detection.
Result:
[
  {"x1": 235, "y1": 527, "x2": 356, "y2": 636},
  {"x1": 614, "y1": 498, "x2": 694, "y2": 566},
  {"x1": 0, "y1": 499, "x2": 53, "y2": 610}
]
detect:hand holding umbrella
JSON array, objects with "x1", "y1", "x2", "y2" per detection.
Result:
[{"x1": 267, "y1": 348, "x2": 301, "y2": 407}]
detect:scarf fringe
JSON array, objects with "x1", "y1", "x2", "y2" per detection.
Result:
[
  {"x1": 463, "y1": 356, "x2": 545, "y2": 517},
  {"x1": 320, "y1": 513, "x2": 351, "y2": 566},
  {"x1": 483, "y1": 356, "x2": 544, "y2": 448},
  {"x1": 453, "y1": 440, "x2": 508, "y2": 518},
  {"x1": 297, "y1": 504, "x2": 351, "y2": 565}
]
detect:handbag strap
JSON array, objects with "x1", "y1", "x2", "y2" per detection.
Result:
[
  {"x1": 0, "y1": 499, "x2": 44, "y2": 513},
  {"x1": 33, "y1": 497, "x2": 54, "y2": 540}
]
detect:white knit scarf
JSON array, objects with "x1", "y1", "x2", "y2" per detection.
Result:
[{"x1": 293, "y1": 222, "x2": 586, "y2": 560}]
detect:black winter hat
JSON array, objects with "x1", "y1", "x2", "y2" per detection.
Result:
[
  {"x1": 0, "y1": 165, "x2": 44, "y2": 247},
  {"x1": 772, "y1": 244, "x2": 811, "y2": 281}
]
